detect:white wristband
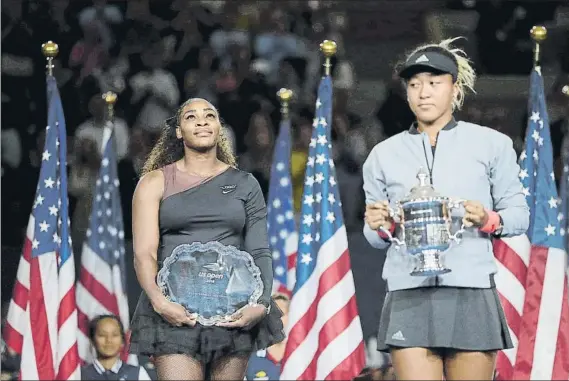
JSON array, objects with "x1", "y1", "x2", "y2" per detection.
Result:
[{"x1": 252, "y1": 302, "x2": 271, "y2": 315}]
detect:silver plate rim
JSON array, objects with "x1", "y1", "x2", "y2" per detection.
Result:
[{"x1": 156, "y1": 241, "x2": 264, "y2": 326}]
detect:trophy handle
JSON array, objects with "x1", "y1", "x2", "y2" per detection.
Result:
[
  {"x1": 448, "y1": 198, "x2": 466, "y2": 210},
  {"x1": 378, "y1": 225, "x2": 405, "y2": 247},
  {"x1": 447, "y1": 199, "x2": 466, "y2": 243},
  {"x1": 378, "y1": 204, "x2": 405, "y2": 247},
  {"x1": 449, "y1": 222, "x2": 466, "y2": 243}
]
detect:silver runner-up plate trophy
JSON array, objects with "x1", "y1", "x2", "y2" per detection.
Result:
[
  {"x1": 379, "y1": 168, "x2": 466, "y2": 276},
  {"x1": 156, "y1": 241, "x2": 264, "y2": 326}
]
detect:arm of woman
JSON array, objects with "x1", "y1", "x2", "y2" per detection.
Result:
[
  {"x1": 362, "y1": 147, "x2": 394, "y2": 249},
  {"x1": 132, "y1": 170, "x2": 195, "y2": 326},
  {"x1": 132, "y1": 170, "x2": 164, "y2": 307},
  {"x1": 216, "y1": 174, "x2": 272, "y2": 327},
  {"x1": 242, "y1": 174, "x2": 273, "y2": 307},
  {"x1": 488, "y1": 134, "x2": 530, "y2": 236}
]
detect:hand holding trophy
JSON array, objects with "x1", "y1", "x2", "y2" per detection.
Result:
[
  {"x1": 215, "y1": 304, "x2": 268, "y2": 329},
  {"x1": 156, "y1": 241, "x2": 265, "y2": 327},
  {"x1": 152, "y1": 298, "x2": 197, "y2": 327},
  {"x1": 375, "y1": 168, "x2": 466, "y2": 277},
  {"x1": 365, "y1": 200, "x2": 394, "y2": 231},
  {"x1": 462, "y1": 200, "x2": 489, "y2": 228}
]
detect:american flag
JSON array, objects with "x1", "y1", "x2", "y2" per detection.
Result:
[
  {"x1": 494, "y1": 67, "x2": 569, "y2": 380},
  {"x1": 76, "y1": 123, "x2": 134, "y2": 365},
  {"x1": 3, "y1": 76, "x2": 80, "y2": 380},
  {"x1": 267, "y1": 116, "x2": 298, "y2": 296},
  {"x1": 279, "y1": 75, "x2": 365, "y2": 380}
]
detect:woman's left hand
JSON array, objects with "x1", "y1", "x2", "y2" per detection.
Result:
[
  {"x1": 215, "y1": 304, "x2": 267, "y2": 329},
  {"x1": 462, "y1": 200, "x2": 489, "y2": 228}
]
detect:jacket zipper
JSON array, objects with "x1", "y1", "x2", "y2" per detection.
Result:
[{"x1": 423, "y1": 133, "x2": 441, "y2": 286}]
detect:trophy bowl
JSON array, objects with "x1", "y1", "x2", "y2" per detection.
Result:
[
  {"x1": 157, "y1": 241, "x2": 264, "y2": 326},
  {"x1": 379, "y1": 168, "x2": 465, "y2": 277}
]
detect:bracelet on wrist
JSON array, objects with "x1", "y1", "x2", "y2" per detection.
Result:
[{"x1": 252, "y1": 302, "x2": 271, "y2": 314}]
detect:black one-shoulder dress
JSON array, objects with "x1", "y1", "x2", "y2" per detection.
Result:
[{"x1": 129, "y1": 166, "x2": 285, "y2": 364}]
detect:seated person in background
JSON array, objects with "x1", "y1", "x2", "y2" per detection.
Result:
[
  {"x1": 245, "y1": 293, "x2": 290, "y2": 380},
  {"x1": 81, "y1": 315, "x2": 151, "y2": 380}
]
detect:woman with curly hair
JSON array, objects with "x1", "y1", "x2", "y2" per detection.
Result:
[
  {"x1": 128, "y1": 98, "x2": 284, "y2": 380},
  {"x1": 362, "y1": 38, "x2": 529, "y2": 380}
]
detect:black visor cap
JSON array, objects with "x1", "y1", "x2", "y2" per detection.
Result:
[{"x1": 398, "y1": 51, "x2": 459, "y2": 81}]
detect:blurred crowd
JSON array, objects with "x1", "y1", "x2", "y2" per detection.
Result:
[
  {"x1": 3, "y1": 0, "x2": 568, "y2": 252},
  {"x1": 1, "y1": 0, "x2": 569, "y2": 380},
  {"x1": 1, "y1": 0, "x2": 371, "y2": 254}
]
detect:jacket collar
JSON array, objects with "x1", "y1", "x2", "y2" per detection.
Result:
[
  {"x1": 408, "y1": 117, "x2": 458, "y2": 135},
  {"x1": 93, "y1": 359, "x2": 123, "y2": 374}
]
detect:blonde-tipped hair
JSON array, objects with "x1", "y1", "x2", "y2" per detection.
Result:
[{"x1": 402, "y1": 37, "x2": 476, "y2": 111}]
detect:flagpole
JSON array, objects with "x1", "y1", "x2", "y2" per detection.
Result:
[
  {"x1": 320, "y1": 40, "x2": 337, "y2": 76},
  {"x1": 277, "y1": 88, "x2": 293, "y2": 121},
  {"x1": 41, "y1": 40, "x2": 58, "y2": 76},
  {"x1": 103, "y1": 91, "x2": 118, "y2": 122},
  {"x1": 101, "y1": 91, "x2": 118, "y2": 160},
  {"x1": 530, "y1": 25, "x2": 547, "y2": 68}
]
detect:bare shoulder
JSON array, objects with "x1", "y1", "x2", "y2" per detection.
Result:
[{"x1": 134, "y1": 169, "x2": 165, "y2": 202}]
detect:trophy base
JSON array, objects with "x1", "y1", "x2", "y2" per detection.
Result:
[{"x1": 410, "y1": 250, "x2": 451, "y2": 277}]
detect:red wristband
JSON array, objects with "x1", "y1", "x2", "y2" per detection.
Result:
[
  {"x1": 480, "y1": 210, "x2": 501, "y2": 234},
  {"x1": 377, "y1": 223, "x2": 395, "y2": 240}
]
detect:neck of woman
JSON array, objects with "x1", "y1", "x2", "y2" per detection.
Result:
[
  {"x1": 181, "y1": 148, "x2": 222, "y2": 176},
  {"x1": 416, "y1": 113, "x2": 453, "y2": 145}
]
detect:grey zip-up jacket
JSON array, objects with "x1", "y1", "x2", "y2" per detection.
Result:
[{"x1": 362, "y1": 119, "x2": 529, "y2": 291}]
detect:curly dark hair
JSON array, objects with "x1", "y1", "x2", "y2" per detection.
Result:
[{"x1": 141, "y1": 98, "x2": 237, "y2": 176}]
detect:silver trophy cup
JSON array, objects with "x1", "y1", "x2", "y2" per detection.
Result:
[{"x1": 379, "y1": 168, "x2": 465, "y2": 276}]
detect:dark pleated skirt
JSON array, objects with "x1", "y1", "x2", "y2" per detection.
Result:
[
  {"x1": 129, "y1": 292, "x2": 285, "y2": 364},
  {"x1": 377, "y1": 286, "x2": 513, "y2": 352}
]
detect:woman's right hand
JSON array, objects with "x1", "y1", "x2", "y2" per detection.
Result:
[
  {"x1": 152, "y1": 298, "x2": 197, "y2": 327},
  {"x1": 365, "y1": 201, "x2": 394, "y2": 231}
]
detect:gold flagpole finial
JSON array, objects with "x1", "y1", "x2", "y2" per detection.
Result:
[
  {"x1": 277, "y1": 88, "x2": 293, "y2": 120},
  {"x1": 41, "y1": 41, "x2": 59, "y2": 76},
  {"x1": 530, "y1": 26, "x2": 547, "y2": 68},
  {"x1": 320, "y1": 40, "x2": 337, "y2": 76},
  {"x1": 102, "y1": 91, "x2": 118, "y2": 121}
]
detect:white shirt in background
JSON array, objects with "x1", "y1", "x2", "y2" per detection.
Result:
[
  {"x1": 75, "y1": 118, "x2": 130, "y2": 160},
  {"x1": 130, "y1": 69, "x2": 180, "y2": 131}
]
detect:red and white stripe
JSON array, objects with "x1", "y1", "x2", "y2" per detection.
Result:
[
  {"x1": 280, "y1": 226, "x2": 365, "y2": 380},
  {"x1": 3, "y1": 216, "x2": 80, "y2": 380},
  {"x1": 494, "y1": 235, "x2": 569, "y2": 380},
  {"x1": 273, "y1": 232, "x2": 298, "y2": 297},
  {"x1": 76, "y1": 243, "x2": 135, "y2": 365}
]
